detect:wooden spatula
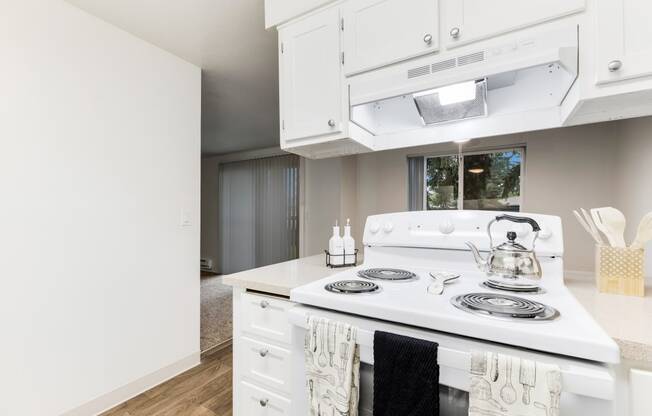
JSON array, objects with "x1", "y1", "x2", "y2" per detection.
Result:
[{"x1": 631, "y1": 212, "x2": 652, "y2": 249}]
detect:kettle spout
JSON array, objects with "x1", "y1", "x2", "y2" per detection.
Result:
[{"x1": 465, "y1": 241, "x2": 488, "y2": 272}]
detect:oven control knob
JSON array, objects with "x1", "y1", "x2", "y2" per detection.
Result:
[
  {"x1": 369, "y1": 222, "x2": 381, "y2": 234},
  {"x1": 383, "y1": 222, "x2": 394, "y2": 233},
  {"x1": 538, "y1": 228, "x2": 552, "y2": 240},
  {"x1": 439, "y1": 220, "x2": 455, "y2": 235}
]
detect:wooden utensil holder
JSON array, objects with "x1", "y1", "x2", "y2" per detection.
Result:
[{"x1": 595, "y1": 245, "x2": 645, "y2": 296}]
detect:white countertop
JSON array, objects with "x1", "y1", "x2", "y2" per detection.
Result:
[
  {"x1": 222, "y1": 254, "x2": 343, "y2": 297},
  {"x1": 222, "y1": 255, "x2": 652, "y2": 363},
  {"x1": 566, "y1": 277, "x2": 652, "y2": 364}
]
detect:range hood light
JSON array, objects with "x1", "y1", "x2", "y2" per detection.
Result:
[{"x1": 413, "y1": 80, "x2": 478, "y2": 106}]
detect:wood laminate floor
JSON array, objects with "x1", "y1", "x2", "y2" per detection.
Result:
[{"x1": 101, "y1": 345, "x2": 233, "y2": 416}]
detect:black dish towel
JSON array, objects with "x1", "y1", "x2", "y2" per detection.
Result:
[{"x1": 373, "y1": 331, "x2": 439, "y2": 416}]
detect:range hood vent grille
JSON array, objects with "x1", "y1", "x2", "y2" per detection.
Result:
[
  {"x1": 407, "y1": 52, "x2": 485, "y2": 80},
  {"x1": 432, "y1": 58, "x2": 456, "y2": 73},
  {"x1": 457, "y1": 51, "x2": 485, "y2": 66},
  {"x1": 407, "y1": 65, "x2": 431, "y2": 79}
]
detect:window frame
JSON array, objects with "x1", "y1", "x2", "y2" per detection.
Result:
[{"x1": 421, "y1": 146, "x2": 526, "y2": 211}]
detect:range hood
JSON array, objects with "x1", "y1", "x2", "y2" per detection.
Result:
[{"x1": 349, "y1": 26, "x2": 578, "y2": 136}]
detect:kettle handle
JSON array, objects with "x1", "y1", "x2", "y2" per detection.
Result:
[
  {"x1": 487, "y1": 215, "x2": 541, "y2": 249},
  {"x1": 495, "y1": 214, "x2": 541, "y2": 232}
]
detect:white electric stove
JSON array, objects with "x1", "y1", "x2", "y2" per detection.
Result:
[{"x1": 287, "y1": 210, "x2": 622, "y2": 416}]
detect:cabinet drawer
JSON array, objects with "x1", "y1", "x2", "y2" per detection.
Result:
[
  {"x1": 241, "y1": 336, "x2": 293, "y2": 394},
  {"x1": 242, "y1": 293, "x2": 294, "y2": 344},
  {"x1": 239, "y1": 381, "x2": 292, "y2": 416}
]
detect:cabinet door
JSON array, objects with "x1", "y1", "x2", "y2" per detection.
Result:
[
  {"x1": 630, "y1": 369, "x2": 652, "y2": 416},
  {"x1": 596, "y1": 0, "x2": 652, "y2": 85},
  {"x1": 343, "y1": 0, "x2": 439, "y2": 76},
  {"x1": 279, "y1": 7, "x2": 343, "y2": 141},
  {"x1": 443, "y1": 0, "x2": 585, "y2": 49}
]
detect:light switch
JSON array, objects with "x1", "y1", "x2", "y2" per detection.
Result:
[{"x1": 181, "y1": 210, "x2": 192, "y2": 227}]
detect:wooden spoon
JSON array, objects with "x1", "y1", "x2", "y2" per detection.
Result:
[
  {"x1": 631, "y1": 212, "x2": 652, "y2": 249},
  {"x1": 591, "y1": 207, "x2": 626, "y2": 248}
]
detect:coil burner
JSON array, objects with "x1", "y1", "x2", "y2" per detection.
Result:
[
  {"x1": 481, "y1": 279, "x2": 546, "y2": 294},
  {"x1": 357, "y1": 268, "x2": 417, "y2": 281},
  {"x1": 325, "y1": 280, "x2": 380, "y2": 294},
  {"x1": 451, "y1": 293, "x2": 559, "y2": 322}
]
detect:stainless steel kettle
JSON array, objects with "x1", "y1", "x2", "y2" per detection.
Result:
[{"x1": 465, "y1": 214, "x2": 542, "y2": 285}]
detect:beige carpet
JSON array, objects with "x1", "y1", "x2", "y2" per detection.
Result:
[{"x1": 200, "y1": 274, "x2": 233, "y2": 352}]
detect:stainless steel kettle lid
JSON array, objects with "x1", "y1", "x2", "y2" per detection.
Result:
[{"x1": 494, "y1": 231, "x2": 530, "y2": 252}]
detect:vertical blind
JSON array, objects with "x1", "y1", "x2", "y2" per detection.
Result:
[
  {"x1": 218, "y1": 154, "x2": 300, "y2": 274},
  {"x1": 408, "y1": 156, "x2": 424, "y2": 211}
]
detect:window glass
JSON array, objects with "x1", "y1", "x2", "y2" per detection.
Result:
[
  {"x1": 463, "y1": 150, "x2": 522, "y2": 211},
  {"x1": 426, "y1": 155, "x2": 459, "y2": 210}
]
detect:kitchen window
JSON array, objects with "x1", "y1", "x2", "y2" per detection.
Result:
[{"x1": 408, "y1": 148, "x2": 524, "y2": 212}]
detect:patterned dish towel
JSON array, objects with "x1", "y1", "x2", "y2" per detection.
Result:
[
  {"x1": 305, "y1": 316, "x2": 360, "y2": 416},
  {"x1": 469, "y1": 351, "x2": 562, "y2": 416}
]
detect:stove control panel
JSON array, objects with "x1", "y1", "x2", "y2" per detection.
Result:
[{"x1": 362, "y1": 210, "x2": 563, "y2": 257}]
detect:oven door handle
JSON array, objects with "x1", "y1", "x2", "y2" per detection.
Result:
[{"x1": 288, "y1": 307, "x2": 615, "y2": 401}]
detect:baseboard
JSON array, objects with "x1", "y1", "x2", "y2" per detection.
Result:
[
  {"x1": 61, "y1": 351, "x2": 201, "y2": 416},
  {"x1": 201, "y1": 338, "x2": 233, "y2": 357}
]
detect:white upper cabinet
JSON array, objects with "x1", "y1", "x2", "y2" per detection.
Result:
[
  {"x1": 442, "y1": 0, "x2": 585, "y2": 49},
  {"x1": 595, "y1": 0, "x2": 652, "y2": 85},
  {"x1": 342, "y1": 0, "x2": 439, "y2": 76},
  {"x1": 279, "y1": 7, "x2": 344, "y2": 141}
]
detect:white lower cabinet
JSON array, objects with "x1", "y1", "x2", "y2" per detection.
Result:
[
  {"x1": 630, "y1": 368, "x2": 652, "y2": 416},
  {"x1": 240, "y1": 381, "x2": 292, "y2": 416},
  {"x1": 233, "y1": 290, "x2": 295, "y2": 416},
  {"x1": 240, "y1": 336, "x2": 293, "y2": 394},
  {"x1": 241, "y1": 292, "x2": 294, "y2": 345}
]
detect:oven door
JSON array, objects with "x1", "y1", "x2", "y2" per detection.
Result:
[{"x1": 288, "y1": 305, "x2": 618, "y2": 416}]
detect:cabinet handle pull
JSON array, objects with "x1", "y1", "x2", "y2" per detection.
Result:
[
  {"x1": 608, "y1": 60, "x2": 622, "y2": 72},
  {"x1": 328, "y1": 119, "x2": 336, "y2": 127},
  {"x1": 259, "y1": 398, "x2": 269, "y2": 407},
  {"x1": 423, "y1": 34, "x2": 433, "y2": 45},
  {"x1": 259, "y1": 349, "x2": 269, "y2": 357},
  {"x1": 260, "y1": 300, "x2": 269, "y2": 309},
  {"x1": 450, "y1": 27, "x2": 460, "y2": 39}
]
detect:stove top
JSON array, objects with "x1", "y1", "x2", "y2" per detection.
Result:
[
  {"x1": 451, "y1": 292, "x2": 559, "y2": 321},
  {"x1": 290, "y1": 210, "x2": 620, "y2": 364},
  {"x1": 357, "y1": 268, "x2": 417, "y2": 281}
]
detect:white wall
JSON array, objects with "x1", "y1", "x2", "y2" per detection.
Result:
[
  {"x1": 301, "y1": 121, "x2": 652, "y2": 279},
  {"x1": 201, "y1": 157, "x2": 220, "y2": 271},
  {"x1": 354, "y1": 123, "x2": 621, "y2": 274},
  {"x1": 0, "y1": 2, "x2": 201, "y2": 415},
  {"x1": 616, "y1": 117, "x2": 652, "y2": 280},
  {"x1": 301, "y1": 156, "x2": 358, "y2": 256}
]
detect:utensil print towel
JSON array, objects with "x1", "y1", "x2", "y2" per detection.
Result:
[
  {"x1": 469, "y1": 351, "x2": 562, "y2": 416},
  {"x1": 305, "y1": 316, "x2": 360, "y2": 416}
]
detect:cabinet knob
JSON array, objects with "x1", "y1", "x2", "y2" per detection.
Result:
[
  {"x1": 260, "y1": 300, "x2": 269, "y2": 309},
  {"x1": 450, "y1": 27, "x2": 460, "y2": 39},
  {"x1": 608, "y1": 60, "x2": 622, "y2": 72},
  {"x1": 423, "y1": 34, "x2": 433, "y2": 45},
  {"x1": 259, "y1": 348, "x2": 269, "y2": 357},
  {"x1": 328, "y1": 119, "x2": 336, "y2": 127},
  {"x1": 259, "y1": 398, "x2": 269, "y2": 407}
]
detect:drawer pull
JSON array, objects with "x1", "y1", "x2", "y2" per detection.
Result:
[
  {"x1": 260, "y1": 300, "x2": 270, "y2": 309},
  {"x1": 259, "y1": 398, "x2": 269, "y2": 407},
  {"x1": 259, "y1": 348, "x2": 269, "y2": 357}
]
